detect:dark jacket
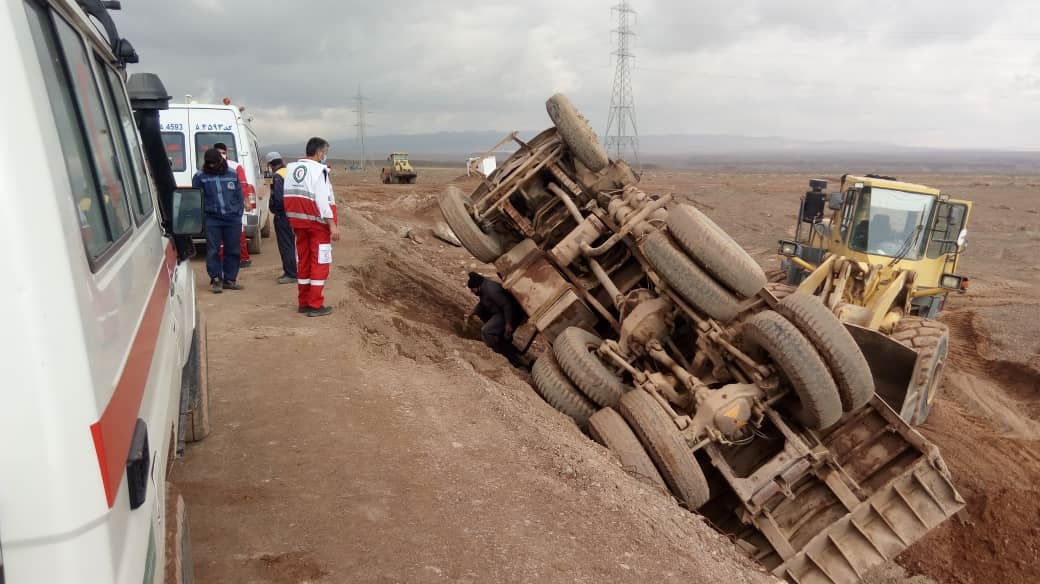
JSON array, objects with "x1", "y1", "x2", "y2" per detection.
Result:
[
  {"x1": 192, "y1": 169, "x2": 244, "y2": 222},
  {"x1": 474, "y1": 280, "x2": 523, "y2": 326},
  {"x1": 269, "y1": 166, "x2": 287, "y2": 215}
]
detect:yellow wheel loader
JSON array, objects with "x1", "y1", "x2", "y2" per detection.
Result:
[
  {"x1": 381, "y1": 152, "x2": 417, "y2": 184},
  {"x1": 775, "y1": 174, "x2": 972, "y2": 424}
]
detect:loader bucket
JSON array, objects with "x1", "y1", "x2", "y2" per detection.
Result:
[{"x1": 844, "y1": 324, "x2": 918, "y2": 423}]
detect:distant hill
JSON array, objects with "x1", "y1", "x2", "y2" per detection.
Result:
[{"x1": 266, "y1": 131, "x2": 1040, "y2": 174}]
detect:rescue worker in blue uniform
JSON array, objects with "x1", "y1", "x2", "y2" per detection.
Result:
[{"x1": 193, "y1": 148, "x2": 244, "y2": 293}]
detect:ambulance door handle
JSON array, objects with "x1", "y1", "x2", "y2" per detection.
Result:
[{"x1": 126, "y1": 418, "x2": 150, "y2": 510}]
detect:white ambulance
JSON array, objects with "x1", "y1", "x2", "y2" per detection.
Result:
[
  {"x1": 1, "y1": 0, "x2": 208, "y2": 582},
  {"x1": 160, "y1": 100, "x2": 271, "y2": 254}
]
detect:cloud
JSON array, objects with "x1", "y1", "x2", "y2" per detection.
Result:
[{"x1": 113, "y1": 0, "x2": 1040, "y2": 149}]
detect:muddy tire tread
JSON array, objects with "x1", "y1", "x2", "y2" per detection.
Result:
[
  {"x1": 552, "y1": 327, "x2": 630, "y2": 408},
  {"x1": 743, "y1": 310, "x2": 843, "y2": 430},
  {"x1": 666, "y1": 205, "x2": 767, "y2": 297},
  {"x1": 437, "y1": 186, "x2": 503, "y2": 263},
  {"x1": 545, "y1": 94, "x2": 610, "y2": 172},
  {"x1": 776, "y1": 292, "x2": 875, "y2": 412},
  {"x1": 618, "y1": 390, "x2": 710, "y2": 509},
  {"x1": 891, "y1": 316, "x2": 950, "y2": 424},
  {"x1": 588, "y1": 407, "x2": 667, "y2": 490},
  {"x1": 642, "y1": 231, "x2": 741, "y2": 322},
  {"x1": 531, "y1": 352, "x2": 598, "y2": 427}
]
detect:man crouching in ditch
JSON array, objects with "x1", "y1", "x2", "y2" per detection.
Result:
[{"x1": 463, "y1": 272, "x2": 525, "y2": 368}]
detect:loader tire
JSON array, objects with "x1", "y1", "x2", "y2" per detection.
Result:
[
  {"x1": 642, "y1": 231, "x2": 742, "y2": 322},
  {"x1": 619, "y1": 390, "x2": 710, "y2": 509},
  {"x1": 666, "y1": 204, "x2": 767, "y2": 297},
  {"x1": 588, "y1": 407, "x2": 667, "y2": 490},
  {"x1": 438, "y1": 186, "x2": 503, "y2": 263},
  {"x1": 743, "y1": 310, "x2": 843, "y2": 430},
  {"x1": 531, "y1": 352, "x2": 597, "y2": 428},
  {"x1": 776, "y1": 292, "x2": 875, "y2": 412},
  {"x1": 546, "y1": 93, "x2": 609, "y2": 172},
  {"x1": 890, "y1": 317, "x2": 950, "y2": 424},
  {"x1": 553, "y1": 327, "x2": 630, "y2": 408}
]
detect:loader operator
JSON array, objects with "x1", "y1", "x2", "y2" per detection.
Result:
[{"x1": 464, "y1": 272, "x2": 525, "y2": 368}]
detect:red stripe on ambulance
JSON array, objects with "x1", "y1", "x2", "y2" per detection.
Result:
[{"x1": 90, "y1": 243, "x2": 178, "y2": 508}]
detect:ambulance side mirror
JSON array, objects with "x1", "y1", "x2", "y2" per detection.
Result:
[{"x1": 171, "y1": 188, "x2": 204, "y2": 236}]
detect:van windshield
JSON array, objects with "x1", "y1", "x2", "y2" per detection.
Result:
[
  {"x1": 194, "y1": 132, "x2": 237, "y2": 168},
  {"x1": 162, "y1": 132, "x2": 186, "y2": 171}
]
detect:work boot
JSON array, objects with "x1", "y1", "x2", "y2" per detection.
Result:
[
  {"x1": 278, "y1": 275, "x2": 298, "y2": 284},
  {"x1": 223, "y1": 280, "x2": 243, "y2": 291},
  {"x1": 297, "y1": 306, "x2": 310, "y2": 313},
  {"x1": 210, "y1": 278, "x2": 223, "y2": 294},
  {"x1": 307, "y1": 306, "x2": 334, "y2": 318},
  {"x1": 240, "y1": 259, "x2": 252, "y2": 268}
]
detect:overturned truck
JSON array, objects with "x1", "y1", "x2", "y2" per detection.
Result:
[{"x1": 439, "y1": 94, "x2": 963, "y2": 583}]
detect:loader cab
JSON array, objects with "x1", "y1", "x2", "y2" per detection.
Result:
[
  {"x1": 778, "y1": 175, "x2": 973, "y2": 317},
  {"x1": 832, "y1": 176, "x2": 972, "y2": 283}
]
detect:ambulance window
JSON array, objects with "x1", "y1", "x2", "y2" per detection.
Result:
[
  {"x1": 101, "y1": 64, "x2": 154, "y2": 221},
  {"x1": 195, "y1": 132, "x2": 237, "y2": 168},
  {"x1": 24, "y1": 0, "x2": 114, "y2": 260},
  {"x1": 54, "y1": 14, "x2": 133, "y2": 247},
  {"x1": 163, "y1": 133, "x2": 187, "y2": 171}
]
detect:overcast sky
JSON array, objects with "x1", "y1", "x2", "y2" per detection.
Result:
[{"x1": 113, "y1": 0, "x2": 1040, "y2": 150}]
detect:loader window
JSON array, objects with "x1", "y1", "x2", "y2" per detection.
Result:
[
  {"x1": 848, "y1": 188, "x2": 934, "y2": 260},
  {"x1": 926, "y1": 202, "x2": 968, "y2": 258}
]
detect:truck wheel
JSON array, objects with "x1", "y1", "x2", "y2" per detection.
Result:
[
  {"x1": 642, "y1": 231, "x2": 741, "y2": 322},
  {"x1": 545, "y1": 94, "x2": 609, "y2": 172},
  {"x1": 890, "y1": 317, "x2": 950, "y2": 424},
  {"x1": 164, "y1": 484, "x2": 194, "y2": 584},
  {"x1": 437, "y1": 186, "x2": 503, "y2": 263},
  {"x1": 531, "y1": 352, "x2": 597, "y2": 428},
  {"x1": 618, "y1": 390, "x2": 710, "y2": 509},
  {"x1": 184, "y1": 313, "x2": 211, "y2": 442},
  {"x1": 246, "y1": 232, "x2": 261, "y2": 255},
  {"x1": 775, "y1": 292, "x2": 875, "y2": 412},
  {"x1": 743, "y1": 310, "x2": 843, "y2": 430},
  {"x1": 589, "y1": 407, "x2": 667, "y2": 490},
  {"x1": 666, "y1": 204, "x2": 767, "y2": 297},
  {"x1": 553, "y1": 327, "x2": 630, "y2": 408}
]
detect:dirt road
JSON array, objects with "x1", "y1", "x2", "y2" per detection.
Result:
[
  {"x1": 176, "y1": 168, "x2": 771, "y2": 583},
  {"x1": 177, "y1": 168, "x2": 1039, "y2": 583}
]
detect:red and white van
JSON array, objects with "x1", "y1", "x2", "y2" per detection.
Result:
[
  {"x1": 160, "y1": 101, "x2": 271, "y2": 254},
  {"x1": 1, "y1": 0, "x2": 207, "y2": 581}
]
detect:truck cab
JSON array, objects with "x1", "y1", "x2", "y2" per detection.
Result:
[{"x1": 1, "y1": 1, "x2": 207, "y2": 581}]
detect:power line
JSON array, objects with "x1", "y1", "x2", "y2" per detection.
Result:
[
  {"x1": 351, "y1": 85, "x2": 372, "y2": 170},
  {"x1": 604, "y1": 0, "x2": 640, "y2": 168}
]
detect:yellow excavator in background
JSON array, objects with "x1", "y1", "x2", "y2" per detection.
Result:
[
  {"x1": 775, "y1": 174, "x2": 972, "y2": 424},
  {"x1": 381, "y1": 152, "x2": 417, "y2": 184}
]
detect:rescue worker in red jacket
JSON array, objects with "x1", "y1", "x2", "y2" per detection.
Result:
[
  {"x1": 284, "y1": 137, "x2": 341, "y2": 317},
  {"x1": 214, "y1": 142, "x2": 253, "y2": 267}
]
